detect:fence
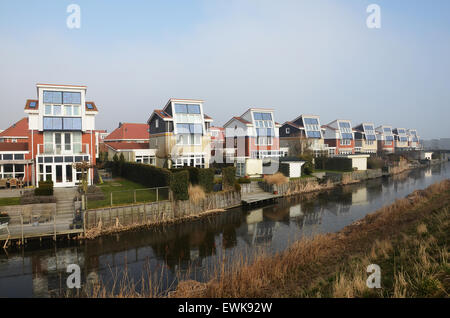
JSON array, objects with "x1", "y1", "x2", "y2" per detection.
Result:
[
  {"x1": 84, "y1": 190, "x2": 241, "y2": 231},
  {"x1": 0, "y1": 203, "x2": 81, "y2": 245},
  {"x1": 86, "y1": 187, "x2": 170, "y2": 210}
]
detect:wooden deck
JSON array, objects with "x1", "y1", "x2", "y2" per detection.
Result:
[{"x1": 241, "y1": 190, "x2": 282, "y2": 206}]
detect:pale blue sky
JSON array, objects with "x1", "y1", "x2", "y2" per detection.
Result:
[{"x1": 0, "y1": 0, "x2": 449, "y2": 138}]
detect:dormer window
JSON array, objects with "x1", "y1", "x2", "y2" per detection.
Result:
[
  {"x1": 155, "y1": 119, "x2": 159, "y2": 128},
  {"x1": 286, "y1": 127, "x2": 290, "y2": 134}
]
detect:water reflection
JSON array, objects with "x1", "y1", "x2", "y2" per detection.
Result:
[{"x1": 0, "y1": 162, "x2": 449, "y2": 297}]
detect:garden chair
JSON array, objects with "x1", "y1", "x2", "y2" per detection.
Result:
[
  {"x1": 17, "y1": 178, "x2": 24, "y2": 189},
  {"x1": 0, "y1": 179, "x2": 7, "y2": 189},
  {"x1": 9, "y1": 178, "x2": 18, "y2": 189}
]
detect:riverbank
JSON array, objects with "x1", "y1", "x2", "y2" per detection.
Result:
[{"x1": 169, "y1": 178, "x2": 450, "y2": 298}]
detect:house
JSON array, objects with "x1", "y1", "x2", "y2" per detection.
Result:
[
  {"x1": 147, "y1": 98, "x2": 213, "y2": 169},
  {"x1": 376, "y1": 125, "x2": 395, "y2": 153},
  {"x1": 210, "y1": 126, "x2": 225, "y2": 164},
  {"x1": 103, "y1": 123, "x2": 153, "y2": 163},
  {"x1": 0, "y1": 83, "x2": 99, "y2": 187},
  {"x1": 353, "y1": 123, "x2": 377, "y2": 154},
  {"x1": 393, "y1": 128, "x2": 409, "y2": 152},
  {"x1": 322, "y1": 120, "x2": 355, "y2": 156},
  {"x1": 223, "y1": 108, "x2": 284, "y2": 176},
  {"x1": 279, "y1": 115, "x2": 327, "y2": 157},
  {"x1": 407, "y1": 129, "x2": 421, "y2": 150}
]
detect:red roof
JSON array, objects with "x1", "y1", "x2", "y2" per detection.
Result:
[
  {"x1": 233, "y1": 116, "x2": 251, "y2": 125},
  {"x1": 106, "y1": 142, "x2": 150, "y2": 151},
  {"x1": 105, "y1": 123, "x2": 149, "y2": 141},
  {"x1": 154, "y1": 109, "x2": 172, "y2": 119},
  {"x1": 204, "y1": 114, "x2": 213, "y2": 120},
  {"x1": 0, "y1": 118, "x2": 29, "y2": 138},
  {"x1": 0, "y1": 142, "x2": 29, "y2": 152}
]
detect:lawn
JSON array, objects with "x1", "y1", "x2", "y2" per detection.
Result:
[
  {"x1": 0, "y1": 197, "x2": 21, "y2": 207},
  {"x1": 87, "y1": 178, "x2": 169, "y2": 210}
]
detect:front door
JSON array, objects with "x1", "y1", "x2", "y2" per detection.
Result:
[{"x1": 52, "y1": 163, "x2": 77, "y2": 187}]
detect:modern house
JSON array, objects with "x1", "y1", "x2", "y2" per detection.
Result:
[
  {"x1": 279, "y1": 115, "x2": 327, "y2": 157},
  {"x1": 376, "y1": 125, "x2": 395, "y2": 153},
  {"x1": 0, "y1": 84, "x2": 99, "y2": 187},
  {"x1": 103, "y1": 123, "x2": 154, "y2": 164},
  {"x1": 407, "y1": 129, "x2": 421, "y2": 150},
  {"x1": 223, "y1": 108, "x2": 284, "y2": 177},
  {"x1": 393, "y1": 128, "x2": 409, "y2": 152},
  {"x1": 210, "y1": 126, "x2": 225, "y2": 164},
  {"x1": 322, "y1": 120, "x2": 355, "y2": 156},
  {"x1": 147, "y1": 98, "x2": 213, "y2": 169},
  {"x1": 353, "y1": 123, "x2": 377, "y2": 154}
]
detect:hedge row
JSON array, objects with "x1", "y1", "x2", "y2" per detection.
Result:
[
  {"x1": 315, "y1": 157, "x2": 353, "y2": 172},
  {"x1": 35, "y1": 181, "x2": 54, "y2": 196},
  {"x1": 113, "y1": 162, "x2": 171, "y2": 188},
  {"x1": 171, "y1": 167, "x2": 215, "y2": 193},
  {"x1": 222, "y1": 166, "x2": 236, "y2": 190},
  {"x1": 170, "y1": 170, "x2": 189, "y2": 201}
]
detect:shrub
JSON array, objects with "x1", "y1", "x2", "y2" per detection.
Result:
[
  {"x1": 119, "y1": 162, "x2": 171, "y2": 188},
  {"x1": 264, "y1": 172, "x2": 288, "y2": 185},
  {"x1": 367, "y1": 157, "x2": 385, "y2": 170},
  {"x1": 238, "y1": 177, "x2": 251, "y2": 184},
  {"x1": 198, "y1": 168, "x2": 215, "y2": 193},
  {"x1": 315, "y1": 157, "x2": 353, "y2": 172},
  {"x1": 170, "y1": 170, "x2": 189, "y2": 201},
  {"x1": 234, "y1": 182, "x2": 241, "y2": 192},
  {"x1": 298, "y1": 153, "x2": 314, "y2": 175},
  {"x1": 222, "y1": 166, "x2": 236, "y2": 190},
  {"x1": 35, "y1": 181, "x2": 54, "y2": 196}
]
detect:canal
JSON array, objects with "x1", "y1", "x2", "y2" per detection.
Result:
[{"x1": 0, "y1": 162, "x2": 449, "y2": 297}]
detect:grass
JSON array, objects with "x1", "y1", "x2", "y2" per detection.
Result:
[
  {"x1": 87, "y1": 178, "x2": 168, "y2": 210},
  {"x1": 0, "y1": 197, "x2": 21, "y2": 207}
]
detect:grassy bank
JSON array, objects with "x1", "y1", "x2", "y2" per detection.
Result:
[
  {"x1": 0, "y1": 197, "x2": 21, "y2": 207},
  {"x1": 171, "y1": 179, "x2": 450, "y2": 298}
]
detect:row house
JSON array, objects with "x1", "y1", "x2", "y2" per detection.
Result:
[
  {"x1": 103, "y1": 122, "x2": 155, "y2": 164},
  {"x1": 353, "y1": 123, "x2": 377, "y2": 154},
  {"x1": 376, "y1": 125, "x2": 395, "y2": 153},
  {"x1": 322, "y1": 120, "x2": 355, "y2": 156},
  {"x1": 393, "y1": 128, "x2": 409, "y2": 152},
  {"x1": 223, "y1": 108, "x2": 283, "y2": 176},
  {"x1": 279, "y1": 115, "x2": 327, "y2": 157},
  {"x1": 0, "y1": 84, "x2": 99, "y2": 187},
  {"x1": 407, "y1": 129, "x2": 421, "y2": 150},
  {"x1": 147, "y1": 98, "x2": 213, "y2": 169}
]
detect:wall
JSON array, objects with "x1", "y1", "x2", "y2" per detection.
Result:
[{"x1": 84, "y1": 190, "x2": 241, "y2": 232}]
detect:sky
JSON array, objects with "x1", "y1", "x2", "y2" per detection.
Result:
[{"x1": 0, "y1": 0, "x2": 449, "y2": 139}]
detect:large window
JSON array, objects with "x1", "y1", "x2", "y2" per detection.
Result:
[
  {"x1": 44, "y1": 117, "x2": 81, "y2": 130},
  {"x1": 339, "y1": 122, "x2": 352, "y2": 134},
  {"x1": 174, "y1": 103, "x2": 201, "y2": 114},
  {"x1": 44, "y1": 91, "x2": 81, "y2": 104}
]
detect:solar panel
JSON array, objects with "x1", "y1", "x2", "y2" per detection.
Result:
[
  {"x1": 341, "y1": 133, "x2": 353, "y2": 140},
  {"x1": 385, "y1": 136, "x2": 394, "y2": 141},
  {"x1": 306, "y1": 131, "x2": 321, "y2": 138},
  {"x1": 366, "y1": 134, "x2": 376, "y2": 141}
]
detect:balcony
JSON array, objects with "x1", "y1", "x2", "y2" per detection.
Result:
[{"x1": 37, "y1": 143, "x2": 90, "y2": 156}]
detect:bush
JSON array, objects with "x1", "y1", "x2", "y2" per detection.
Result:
[
  {"x1": 35, "y1": 181, "x2": 54, "y2": 196},
  {"x1": 222, "y1": 166, "x2": 236, "y2": 190},
  {"x1": 198, "y1": 168, "x2": 215, "y2": 193},
  {"x1": 298, "y1": 154, "x2": 314, "y2": 175},
  {"x1": 264, "y1": 172, "x2": 289, "y2": 185},
  {"x1": 118, "y1": 162, "x2": 171, "y2": 188},
  {"x1": 237, "y1": 177, "x2": 251, "y2": 184},
  {"x1": 234, "y1": 182, "x2": 241, "y2": 192},
  {"x1": 315, "y1": 157, "x2": 353, "y2": 172},
  {"x1": 367, "y1": 157, "x2": 385, "y2": 170},
  {"x1": 170, "y1": 170, "x2": 189, "y2": 201},
  {"x1": 22, "y1": 189, "x2": 56, "y2": 204}
]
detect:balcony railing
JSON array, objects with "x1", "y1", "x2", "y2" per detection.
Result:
[{"x1": 37, "y1": 143, "x2": 90, "y2": 156}]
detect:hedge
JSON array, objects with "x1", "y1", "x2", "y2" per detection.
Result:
[
  {"x1": 35, "y1": 181, "x2": 54, "y2": 196},
  {"x1": 315, "y1": 157, "x2": 353, "y2": 172},
  {"x1": 170, "y1": 170, "x2": 189, "y2": 201},
  {"x1": 117, "y1": 162, "x2": 171, "y2": 188},
  {"x1": 222, "y1": 166, "x2": 236, "y2": 190},
  {"x1": 198, "y1": 168, "x2": 215, "y2": 193}
]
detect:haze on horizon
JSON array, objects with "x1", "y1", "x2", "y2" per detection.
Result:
[{"x1": 0, "y1": 0, "x2": 449, "y2": 139}]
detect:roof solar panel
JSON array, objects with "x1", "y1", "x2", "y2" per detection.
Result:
[{"x1": 86, "y1": 103, "x2": 94, "y2": 109}]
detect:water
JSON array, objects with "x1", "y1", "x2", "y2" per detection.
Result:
[{"x1": 0, "y1": 163, "x2": 449, "y2": 297}]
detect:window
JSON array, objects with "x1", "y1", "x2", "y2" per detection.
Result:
[
  {"x1": 340, "y1": 139, "x2": 351, "y2": 146},
  {"x1": 385, "y1": 141, "x2": 392, "y2": 146},
  {"x1": 285, "y1": 127, "x2": 290, "y2": 134},
  {"x1": 45, "y1": 105, "x2": 52, "y2": 115},
  {"x1": 14, "y1": 154, "x2": 24, "y2": 160},
  {"x1": 53, "y1": 105, "x2": 62, "y2": 116},
  {"x1": 73, "y1": 105, "x2": 81, "y2": 116},
  {"x1": 43, "y1": 91, "x2": 62, "y2": 104},
  {"x1": 155, "y1": 119, "x2": 159, "y2": 128},
  {"x1": 174, "y1": 103, "x2": 201, "y2": 114},
  {"x1": 64, "y1": 105, "x2": 72, "y2": 116}
]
